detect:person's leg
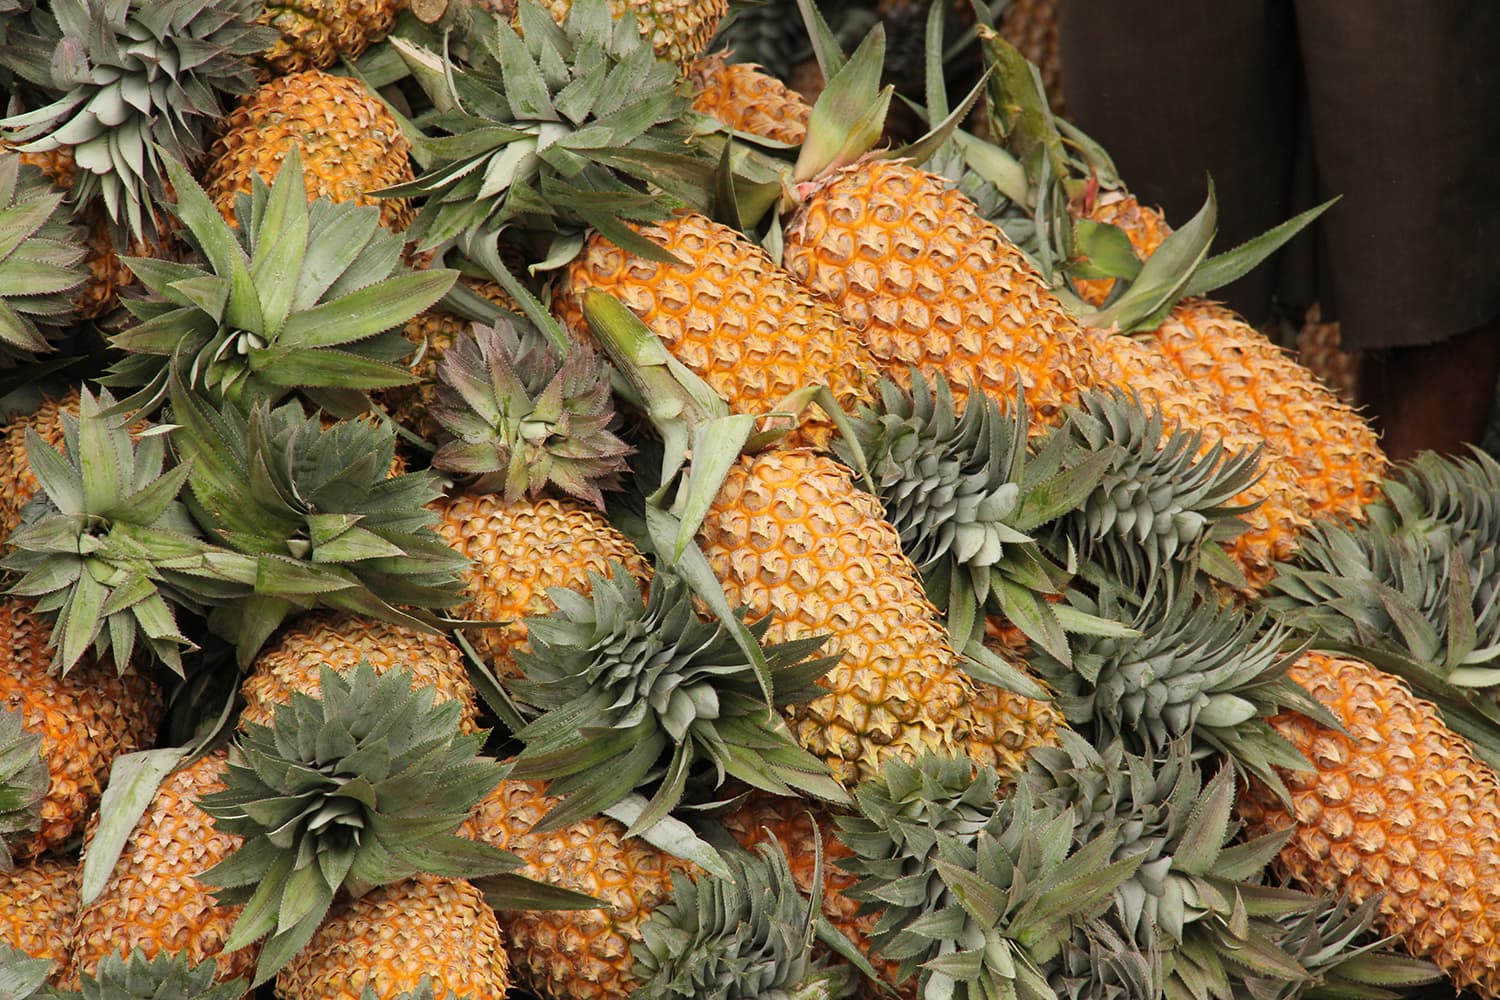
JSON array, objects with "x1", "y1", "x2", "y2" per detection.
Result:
[
  {"x1": 1296, "y1": 3, "x2": 1500, "y2": 458},
  {"x1": 1057, "y1": 0, "x2": 1300, "y2": 325}
]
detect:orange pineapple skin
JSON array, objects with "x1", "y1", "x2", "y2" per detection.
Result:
[
  {"x1": 465, "y1": 778, "x2": 694, "y2": 1000},
  {"x1": 1147, "y1": 299, "x2": 1387, "y2": 521},
  {"x1": 276, "y1": 874, "x2": 510, "y2": 1000},
  {"x1": 553, "y1": 212, "x2": 877, "y2": 450},
  {"x1": 782, "y1": 157, "x2": 1089, "y2": 430},
  {"x1": 0, "y1": 391, "x2": 76, "y2": 549},
  {"x1": 258, "y1": 0, "x2": 406, "y2": 74},
  {"x1": 695, "y1": 448, "x2": 1046, "y2": 786},
  {"x1": 0, "y1": 601, "x2": 162, "y2": 860},
  {"x1": 238, "y1": 612, "x2": 480, "y2": 734},
  {"x1": 688, "y1": 52, "x2": 812, "y2": 144},
  {"x1": 433, "y1": 492, "x2": 652, "y2": 682},
  {"x1": 202, "y1": 70, "x2": 414, "y2": 232},
  {"x1": 1237, "y1": 652, "x2": 1500, "y2": 995},
  {"x1": 66, "y1": 752, "x2": 257, "y2": 988},
  {"x1": 0, "y1": 855, "x2": 78, "y2": 979}
]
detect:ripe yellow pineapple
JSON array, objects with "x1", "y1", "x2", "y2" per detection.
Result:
[
  {"x1": 694, "y1": 446, "x2": 1058, "y2": 787},
  {"x1": 688, "y1": 51, "x2": 812, "y2": 143},
  {"x1": 553, "y1": 211, "x2": 878, "y2": 450},
  {"x1": 0, "y1": 600, "x2": 161, "y2": 860},
  {"x1": 1075, "y1": 193, "x2": 1387, "y2": 524},
  {"x1": 434, "y1": 492, "x2": 652, "y2": 681},
  {"x1": 464, "y1": 777, "x2": 694, "y2": 999},
  {"x1": 201, "y1": 69, "x2": 415, "y2": 232},
  {"x1": 66, "y1": 751, "x2": 257, "y2": 987},
  {"x1": 0, "y1": 856, "x2": 78, "y2": 976},
  {"x1": 275, "y1": 874, "x2": 511, "y2": 999},
  {"x1": 258, "y1": 0, "x2": 407, "y2": 74},
  {"x1": 238, "y1": 612, "x2": 481, "y2": 734},
  {"x1": 1237, "y1": 651, "x2": 1500, "y2": 995}
]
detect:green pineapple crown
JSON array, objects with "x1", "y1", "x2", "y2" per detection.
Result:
[
  {"x1": 0, "y1": 706, "x2": 45, "y2": 871},
  {"x1": 430, "y1": 315, "x2": 632, "y2": 509},
  {"x1": 507, "y1": 561, "x2": 848, "y2": 835},
  {"x1": 4, "y1": 384, "x2": 243, "y2": 676},
  {"x1": 0, "y1": 0, "x2": 275, "y2": 243},
  {"x1": 386, "y1": 0, "x2": 725, "y2": 271},
  {"x1": 196, "y1": 662, "x2": 520, "y2": 987},
  {"x1": 1051, "y1": 386, "x2": 1262, "y2": 598},
  {"x1": 0, "y1": 154, "x2": 86, "y2": 365},
  {"x1": 633, "y1": 840, "x2": 855, "y2": 1000},
  {"x1": 167, "y1": 378, "x2": 469, "y2": 666},
  {"x1": 106, "y1": 149, "x2": 457, "y2": 420},
  {"x1": 1255, "y1": 894, "x2": 1442, "y2": 1000},
  {"x1": 1030, "y1": 578, "x2": 1333, "y2": 805},
  {"x1": 1020, "y1": 733, "x2": 1317, "y2": 998}
]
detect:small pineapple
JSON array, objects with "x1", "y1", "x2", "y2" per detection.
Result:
[
  {"x1": 258, "y1": 0, "x2": 408, "y2": 74},
  {"x1": 201, "y1": 69, "x2": 417, "y2": 233},
  {"x1": 529, "y1": 0, "x2": 728, "y2": 68},
  {"x1": 275, "y1": 874, "x2": 511, "y2": 1000},
  {"x1": 66, "y1": 751, "x2": 256, "y2": 988},
  {"x1": 688, "y1": 51, "x2": 812, "y2": 143}
]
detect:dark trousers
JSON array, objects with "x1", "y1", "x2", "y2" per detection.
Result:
[{"x1": 1058, "y1": 1, "x2": 1500, "y2": 350}]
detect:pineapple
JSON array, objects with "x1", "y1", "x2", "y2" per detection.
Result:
[
  {"x1": 65, "y1": 751, "x2": 256, "y2": 987},
  {"x1": 0, "y1": 600, "x2": 161, "y2": 860},
  {"x1": 1236, "y1": 651, "x2": 1500, "y2": 996},
  {"x1": 258, "y1": 0, "x2": 408, "y2": 74},
  {"x1": 237, "y1": 612, "x2": 480, "y2": 734},
  {"x1": 275, "y1": 874, "x2": 511, "y2": 1000},
  {"x1": 0, "y1": 856, "x2": 78, "y2": 975},
  {"x1": 1295, "y1": 303, "x2": 1358, "y2": 403},
  {"x1": 464, "y1": 777, "x2": 695, "y2": 1000},
  {"x1": 530, "y1": 0, "x2": 728, "y2": 68},
  {"x1": 693, "y1": 446, "x2": 1055, "y2": 787},
  {"x1": 688, "y1": 51, "x2": 812, "y2": 143},
  {"x1": 553, "y1": 212, "x2": 878, "y2": 450},
  {"x1": 1074, "y1": 193, "x2": 1387, "y2": 524},
  {"x1": 201, "y1": 69, "x2": 416, "y2": 233},
  {"x1": 997, "y1": 0, "x2": 1063, "y2": 115}
]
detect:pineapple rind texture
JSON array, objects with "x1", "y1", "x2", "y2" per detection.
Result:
[
  {"x1": 275, "y1": 874, "x2": 511, "y2": 1000},
  {"x1": 66, "y1": 752, "x2": 256, "y2": 988},
  {"x1": 782, "y1": 158, "x2": 1088, "y2": 430},
  {"x1": 1237, "y1": 652, "x2": 1500, "y2": 996},
  {"x1": 534, "y1": 0, "x2": 726, "y2": 67},
  {"x1": 696, "y1": 448, "x2": 1040, "y2": 788},
  {"x1": 555, "y1": 212, "x2": 877, "y2": 451},
  {"x1": 434, "y1": 493, "x2": 651, "y2": 682},
  {"x1": 0, "y1": 856, "x2": 78, "y2": 975},
  {"x1": 203, "y1": 69, "x2": 415, "y2": 232},
  {"x1": 466, "y1": 778, "x2": 693, "y2": 1000},
  {"x1": 259, "y1": 0, "x2": 406, "y2": 74},
  {"x1": 0, "y1": 601, "x2": 161, "y2": 860},
  {"x1": 238, "y1": 612, "x2": 480, "y2": 734}
]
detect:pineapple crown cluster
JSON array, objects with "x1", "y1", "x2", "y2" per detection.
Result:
[{"x1": 0, "y1": 0, "x2": 1494, "y2": 997}]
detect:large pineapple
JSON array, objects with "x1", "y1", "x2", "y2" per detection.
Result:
[
  {"x1": 1236, "y1": 651, "x2": 1500, "y2": 995},
  {"x1": 65, "y1": 751, "x2": 256, "y2": 987},
  {"x1": 201, "y1": 68, "x2": 416, "y2": 232}
]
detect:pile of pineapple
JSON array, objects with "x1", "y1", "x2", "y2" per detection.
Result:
[{"x1": 0, "y1": 0, "x2": 1497, "y2": 997}]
